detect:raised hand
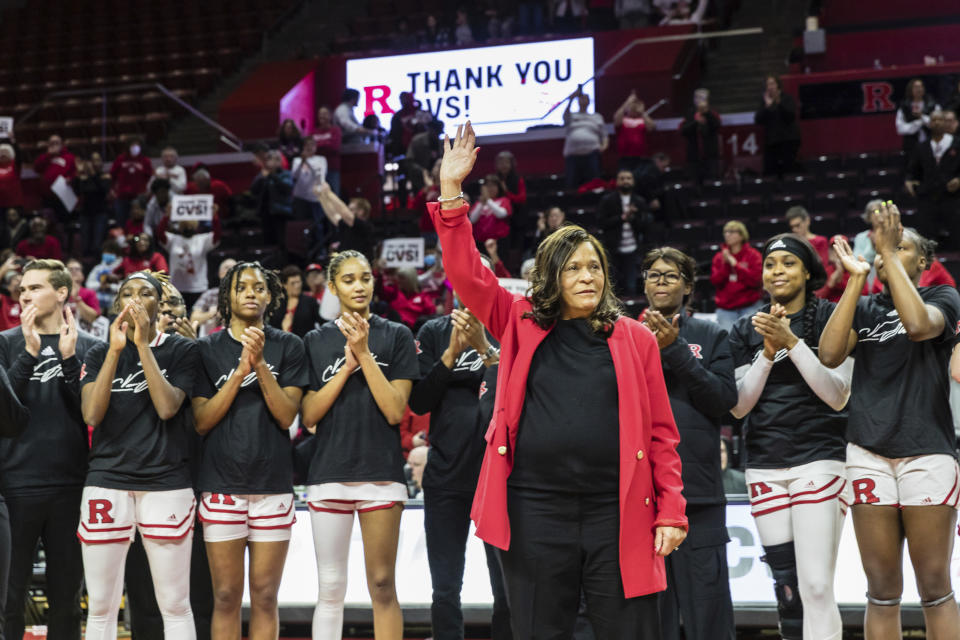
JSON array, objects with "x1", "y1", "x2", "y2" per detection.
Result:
[
  {"x1": 439, "y1": 122, "x2": 479, "y2": 187},
  {"x1": 833, "y1": 236, "x2": 870, "y2": 277},
  {"x1": 109, "y1": 304, "x2": 131, "y2": 353},
  {"x1": 644, "y1": 310, "x2": 679, "y2": 350},
  {"x1": 452, "y1": 308, "x2": 488, "y2": 354},
  {"x1": 872, "y1": 200, "x2": 903, "y2": 256},
  {"x1": 240, "y1": 326, "x2": 266, "y2": 369},
  {"x1": 20, "y1": 304, "x2": 41, "y2": 357},
  {"x1": 337, "y1": 312, "x2": 370, "y2": 356},
  {"x1": 173, "y1": 317, "x2": 199, "y2": 340},
  {"x1": 128, "y1": 301, "x2": 152, "y2": 347},
  {"x1": 59, "y1": 306, "x2": 78, "y2": 360},
  {"x1": 753, "y1": 310, "x2": 798, "y2": 358}
]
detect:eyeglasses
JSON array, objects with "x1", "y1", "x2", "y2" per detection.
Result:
[{"x1": 643, "y1": 270, "x2": 684, "y2": 284}]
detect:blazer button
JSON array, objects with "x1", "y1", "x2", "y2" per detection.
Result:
[
  {"x1": 497, "y1": 446, "x2": 507, "y2": 456},
  {"x1": 645, "y1": 497, "x2": 650, "y2": 506},
  {"x1": 636, "y1": 449, "x2": 644, "y2": 460}
]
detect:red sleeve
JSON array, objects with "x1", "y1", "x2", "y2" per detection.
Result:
[
  {"x1": 49, "y1": 237, "x2": 62, "y2": 261},
  {"x1": 141, "y1": 157, "x2": 153, "y2": 178},
  {"x1": 151, "y1": 253, "x2": 169, "y2": 274},
  {"x1": 64, "y1": 153, "x2": 77, "y2": 180},
  {"x1": 79, "y1": 287, "x2": 100, "y2": 314},
  {"x1": 505, "y1": 177, "x2": 526, "y2": 206},
  {"x1": 156, "y1": 215, "x2": 169, "y2": 246},
  {"x1": 211, "y1": 214, "x2": 221, "y2": 245},
  {"x1": 735, "y1": 247, "x2": 763, "y2": 289},
  {"x1": 330, "y1": 126, "x2": 342, "y2": 151},
  {"x1": 14, "y1": 240, "x2": 26, "y2": 257},
  {"x1": 920, "y1": 261, "x2": 956, "y2": 288},
  {"x1": 709, "y1": 251, "x2": 729, "y2": 287},
  {"x1": 109, "y1": 156, "x2": 122, "y2": 181},
  {"x1": 494, "y1": 261, "x2": 511, "y2": 278},
  {"x1": 641, "y1": 331, "x2": 688, "y2": 530},
  {"x1": 33, "y1": 153, "x2": 50, "y2": 173},
  {"x1": 428, "y1": 202, "x2": 518, "y2": 340}
]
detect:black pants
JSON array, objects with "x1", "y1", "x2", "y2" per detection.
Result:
[
  {"x1": 0, "y1": 496, "x2": 12, "y2": 640},
  {"x1": 658, "y1": 504, "x2": 735, "y2": 640},
  {"x1": 126, "y1": 518, "x2": 213, "y2": 640},
  {"x1": 762, "y1": 141, "x2": 800, "y2": 178},
  {"x1": 499, "y1": 487, "x2": 660, "y2": 639},
  {"x1": 610, "y1": 251, "x2": 639, "y2": 296},
  {"x1": 5, "y1": 490, "x2": 83, "y2": 640},
  {"x1": 423, "y1": 487, "x2": 512, "y2": 640}
]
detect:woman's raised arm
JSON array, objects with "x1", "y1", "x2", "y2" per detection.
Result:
[{"x1": 429, "y1": 122, "x2": 518, "y2": 339}]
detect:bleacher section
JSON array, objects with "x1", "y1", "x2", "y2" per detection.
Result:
[{"x1": 0, "y1": 0, "x2": 295, "y2": 161}]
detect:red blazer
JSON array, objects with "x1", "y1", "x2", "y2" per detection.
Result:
[{"x1": 428, "y1": 202, "x2": 687, "y2": 598}]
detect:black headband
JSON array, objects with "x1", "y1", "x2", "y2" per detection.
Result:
[
  {"x1": 764, "y1": 235, "x2": 827, "y2": 289},
  {"x1": 121, "y1": 272, "x2": 164, "y2": 297}
]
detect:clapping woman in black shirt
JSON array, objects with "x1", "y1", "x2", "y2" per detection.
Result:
[
  {"x1": 79, "y1": 271, "x2": 199, "y2": 640},
  {"x1": 301, "y1": 250, "x2": 419, "y2": 640},
  {"x1": 728, "y1": 235, "x2": 853, "y2": 640},
  {"x1": 192, "y1": 262, "x2": 308, "y2": 640},
  {"x1": 819, "y1": 202, "x2": 960, "y2": 639}
]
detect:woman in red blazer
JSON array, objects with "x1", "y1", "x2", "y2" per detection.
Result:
[{"x1": 429, "y1": 123, "x2": 687, "y2": 637}]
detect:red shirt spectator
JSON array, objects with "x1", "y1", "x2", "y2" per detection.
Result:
[
  {"x1": 809, "y1": 234, "x2": 830, "y2": 267},
  {"x1": 0, "y1": 144, "x2": 22, "y2": 209},
  {"x1": 494, "y1": 151, "x2": 527, "y2": 208},
  {"x1": 816, "y1": 262, "x2": 849, "y2": 302},
  {"x1": 120, "y1": 250, "x2": 168, "y2": 278},
  {"x1": 469, "y1": 175, "x2": 512, "y2": 244},
  {"x1": 16, "y1": 236, "x2": 62, "y2": 261},
  {"x1": 313, "y1": 107, "x2": 342, "y2": 172},
  {"x1": 919, "y1": 259, "x2": 957, "y2": 288},
  {"x1": 186, "y1": 172, "x2": 233, "y2": 218},
  {"x1": 110, "y1": 148, "x2": 153, "y2": 200},
  {"x1": 398, "y1": 407, "x2": 430, "y2": 456},
  {"x1": 614, "y1": 93, "x2": 655, "y2": 160},
  {"x1": 382, "y1": 285, "x2": 436, "y2": 328},
  {"x1": 0, "y1": 294, "x2": 20, "y2": 330},
  {"x1": 16, "y1": 218, "x2": 62, "y2": 260},
  {"x1": 33, "y1": 137, "x2": 77, "y2": 189},
  {"x1": 710, "y1": 228, "x2": 762, "y2": 310}
]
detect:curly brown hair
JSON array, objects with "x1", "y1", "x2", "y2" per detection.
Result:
[{"x1": 523, "y1": 225, "x2": 621, "y2": 336}]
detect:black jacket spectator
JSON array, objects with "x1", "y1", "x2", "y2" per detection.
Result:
[
  {"x1": 680, "y1": 108, "x2": 721, "y2": 182},
  {"x1": 269, "y1": 293, "x2": 319, "y2": 338},
  {"x1": 907, "y1": 130, "x2": 960, "y2": 247},
  {"x1": 658, "y1": 314, "x2": 736, "y2": 505},
  {"x1": 754, "y1": 77, "x2": 800, "y2": 178},
  {"x1": 597, "y1": 190, "x2": 648, "y2": 251}
]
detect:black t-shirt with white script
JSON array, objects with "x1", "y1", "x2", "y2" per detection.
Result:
[
  {"x1": 81, "y1": 333, "x2": 197, "y2": 490},
  {"x1": 729, "y1": 298, "x2": 847, "y2": 469},
  {"x1": 409, "y1": 315, "x2": 494, "y2": 492},
  {"x1": 193, "y1": 326, "x2": 308, "y2": 494},
  {"x1": 304, "y1": 315, "x2": 419, "y2": 485},
  {"x1": 0, "y1": 328, "x2": 99, "y2": 495},
  {"x1": 848, "y1": 286, "x2": 960, "y2": 458}
]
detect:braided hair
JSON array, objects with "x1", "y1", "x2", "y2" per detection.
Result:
[
  {"x1": 326, "y1": 250, "x2": 369, "y2": 284},
  {"x1": 216, "y1": 261, "x2": 284, "y2": 326}
]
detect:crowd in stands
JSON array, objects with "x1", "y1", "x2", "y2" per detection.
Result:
[
  {"x1": 0, "y1": 72, "x2": 959, "y2": 483},
  {"x1": 337, "y1": 0, "x2": 715, "y2": 55}
]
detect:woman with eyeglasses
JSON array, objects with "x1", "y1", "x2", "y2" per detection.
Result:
[
  {"x1": 640, "y1": 248, "x2": 737, "y2": 640},
  {"x1": 728, "y1": 234, "x2": 854, "y2": 640}
]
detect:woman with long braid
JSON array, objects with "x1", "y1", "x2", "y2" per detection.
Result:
[{"x1": 729, "y1": 234, "x2": 853, "y2": 640}]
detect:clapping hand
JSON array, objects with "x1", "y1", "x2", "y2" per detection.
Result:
[
  {"x1": 644, "y1": 310, "x2": 679, "y2": 350},
  {"x1": 833, "y1": 235, "x2": 870, "y2": 277}
]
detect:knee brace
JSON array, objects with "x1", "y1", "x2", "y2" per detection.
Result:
[
  {"x1": 762, "y1": 542, "x2": 803, "y2": 640},
  {"x1": 921, "y1": 591, "x2": 955, "y2": 608},
  {"x1": 866, "y1": 593, "x2": 901, "y2": 607}
]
